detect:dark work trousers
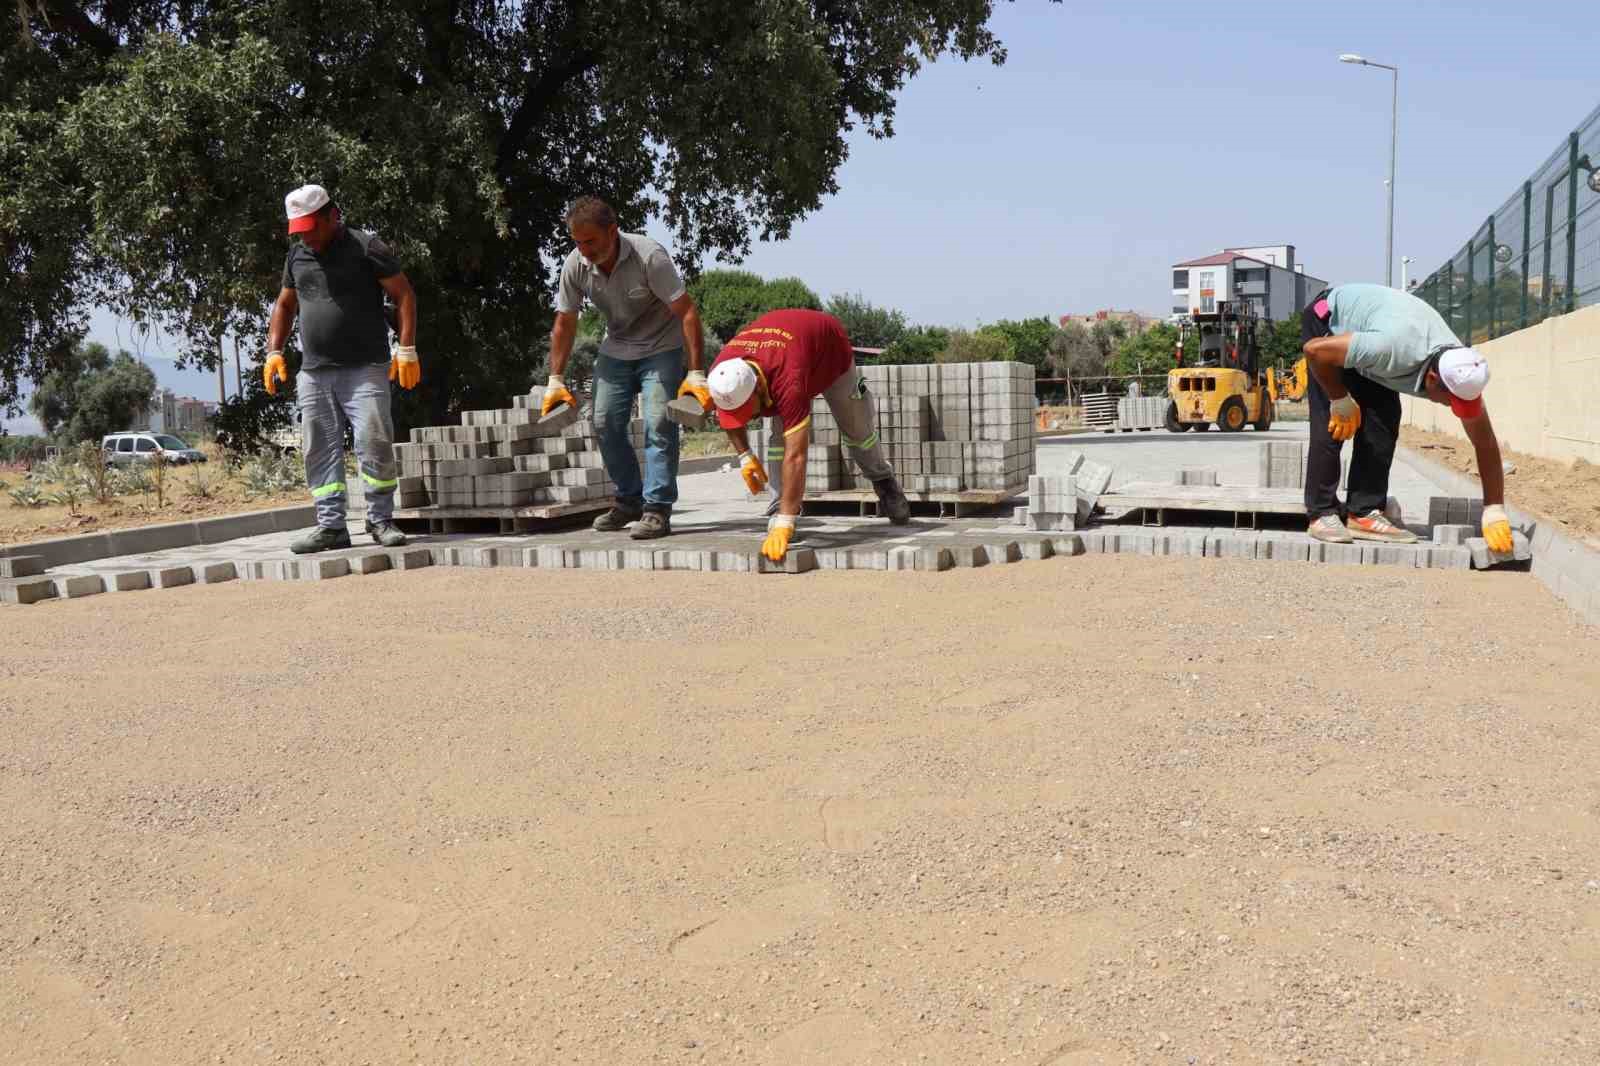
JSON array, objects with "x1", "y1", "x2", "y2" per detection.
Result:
[{"x1": 1300, "y1": 289, "x2": 1402, "y2": 520}]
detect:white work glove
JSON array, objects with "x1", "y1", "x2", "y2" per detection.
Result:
[{"x1": 541, "y1": 374, "x2": 575, "y2": 416}]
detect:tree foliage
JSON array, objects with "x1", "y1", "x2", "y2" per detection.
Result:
[
  {"x1": 1109, "y1": 323, "x2": 1180, "y2": 378},
  {"x1": 979, "y1": 317, "x2": 1053, "y2": 369},
  {"x1": 825, "y1": 293, "x2": 907, "y2": 349},
  {"x1": 1259, "y1": 316, "x2": 1305, "y2": 369},
  {"x1": 878, "y1": 325, "x2": 949, "y2": 365},
  {"x1": 940, "y1": 328, "x2": 1014, "y2": 363},
  {"x1": 688, "y1": 269, "x2": 822, "y2": 342},
  {"x1": 28, "y1": 341, "x2": 157, "y2": 444},
  {"x1": 2, "y1": 0, "x2": 1027, "y2": 420}
]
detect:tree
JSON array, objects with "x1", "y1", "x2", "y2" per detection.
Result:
[
  {"x1": 688, "y1": 270, "x2": 822, "y2": 341},
  {"x1": 825, "y1": 293, "x2": 907, "y2": 349},
  {"x1": 1109, "y1": 323, "x2": 1180, "y2": 378},
  {"x1": 1259, "y1": 316, "x2": 1305, "y2": 369},
  {"x1": 940, "y1": 328, "x2": 1014, "y2": 363},
  {"x1": 879, "y1": 325, "x2": 948, "y2": 365},
  {"x1": 981, "y1": 317, "x2": 1054, "y2": 369},
  {"x1": 212, "y1": 360, "x2": 296, "y2": 455},
  {"x1": 1047, "y1": 320, "x2": 1104, "y2": 380},
  {"x1": 29, "y1": 341, "x2": 157, "y2": 445},
  {"x1": 2, "y1": 1, "x2": 1032, "y2": 422},
  {"x1": 1090, "y1": 319, "x2": 1128, "y2": 368}
]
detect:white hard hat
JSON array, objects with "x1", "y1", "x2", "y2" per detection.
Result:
[
  {"x1": 1437, "y1": 346, "x2": 1489, "y2": 401},
  {"x1": 285, "y1": 184, "x2": 330, "y2": 233},
  {"x1": 708, "y1": 358, "x2": 760, "y2": 429}
]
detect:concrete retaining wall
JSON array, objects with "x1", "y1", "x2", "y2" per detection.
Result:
[
  {"x1": 0, "y1": 504, "x2": 316, "y2": 569},
  {"x1": 1396, "y1": 445, "x2": 1600, "y2": 627},
  {"x1": 1401, "y1": 303, "x2": 1600, "y2": 465}
]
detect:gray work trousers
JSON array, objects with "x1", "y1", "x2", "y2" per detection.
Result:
[
  {"x1": 298, "y1": 364, "x2": 397, "y2": 529},
  {"x1": 763, "y1": 367, "x2": 894, "y2": 502}
]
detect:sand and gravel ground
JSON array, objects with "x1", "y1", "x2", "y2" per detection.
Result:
[{"x1": 3, "y1": 557, "x2": 1598, "y2": 1065}]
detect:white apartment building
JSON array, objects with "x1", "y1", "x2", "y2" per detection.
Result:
[{"x1": 1170, "y1": 245, "x2": 1328, "y2": 323}]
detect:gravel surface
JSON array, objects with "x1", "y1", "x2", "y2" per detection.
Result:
[{"x1": 3, "y1": 558, "x2": 1598, "y2": 1064}]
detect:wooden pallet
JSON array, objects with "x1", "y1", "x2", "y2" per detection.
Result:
[
  {"x1": 1097, "y1": 482, "x2": 1306, "y2": 529},
  {"x1": 392, "y1": 498, "x2": 613, "y2": 535},
  {"x1": 802, "y1": 485, "x2": 1023, "y2": 519}
]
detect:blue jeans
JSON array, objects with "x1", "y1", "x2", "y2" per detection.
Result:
[{"x1": 592, "y1": 349, "x2": 684, "y2": 512}]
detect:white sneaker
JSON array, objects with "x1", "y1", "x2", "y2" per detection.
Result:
[{"x1": 1308, "y1": 514, "x2": 1353, "y2": 544}]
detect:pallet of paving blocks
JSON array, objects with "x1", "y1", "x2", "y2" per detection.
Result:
[
  {"x1": 389, "y1": 396, "x2": 646, "y2": 531},
  {"x1": 747, "y1": 361, "x2": 1037, "y2": 509}
]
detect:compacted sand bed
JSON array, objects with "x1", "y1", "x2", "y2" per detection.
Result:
[{"x1": 3, "y1": 557, "x2": 1597, "y2": 1064}]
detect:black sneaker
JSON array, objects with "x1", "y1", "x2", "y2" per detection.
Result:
[
  {"x1": 593, "y1": 504, "x2": 645, "y2": 532},
  {"x1": 365, "y1": 519, "x2": 408, "y2": 547},
  {"x1": 290, "y1": 526, "x2": 353, "y2": 554},
  {"x1": 871, "y1": 476, "x2": 911, "y2": 524},
  {"x1": 629, "y1": 510, "x2": 671, "y2": 539}
]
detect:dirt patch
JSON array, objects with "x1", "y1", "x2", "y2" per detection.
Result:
[
  {"x1": 1402, "y1": 425, "x2": 1600, "y2": 542},
  {"x1": 2, "y1": 558, "x2": 1597, "y2": 1064}
]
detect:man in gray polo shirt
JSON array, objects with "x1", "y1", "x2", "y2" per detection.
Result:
[{"x1": 542, "y1": 196, "x2": 706, "y2": 538}]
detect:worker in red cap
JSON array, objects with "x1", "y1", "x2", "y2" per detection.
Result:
[
  {"x1": 265, "y1": 183, "x2": 419, "y2": 553},
  {"x1": 707, "y1": 309, "x2": 910, "y2": 562},
  {"x1": 1301, "y1": 282, "x2": 1512, "y2": 552}
]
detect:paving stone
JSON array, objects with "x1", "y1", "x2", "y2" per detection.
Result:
[
  {"x1": 391, "y1": 548, "x2": 434, "y2": 570},
  {"x1": 708, "y1": 551, "x2": 755, "y2": 572},
  {"x1": 577, "y1": 548, "x2": 625, "y2": 570},
  {"x1": 1258, "y1": 535, "x2": 1312, "y2": 562},
  {"x1": 1, "y1": 576, "x2": 57, "y2": 604},
  {"x1": 351, "y1": 552, "x2": 393, "y2": 575},
  {"x1": 757, "y1": 547, "x2": 817, "y2": 574},
  {"x1": 1205, "y1": 534, "x2": 1259, "y2": 560},
  {"x1": 1426, "y1": 546, "x2": 1472, "y2": 570},
  {"x1": 198, "y1": 562, "x2": 238, "y2": 584},
  {"x1": 51, "y1": 574, "x2": 104, "y2": 599},
  {"x1": 1467, "y1": 531, "x2": 1533, "y2": 569},
  {"x1": 1372, "y1": 544, "x2": 1424, "y2": 568},
  {"x1": 947, "y1": 544, "x2": 988, "y2": 568},
  {"x1": 1120, "y1": 532, "x2": 1160, "y2": 556},
  {"x1": 1175, "y1": 467, "x2": 1218, "y2": 487},
  {"x1": 0, "y1": 554, "x2": 46, "y2": 578},
  {"x1": 1164, "y1": 533, "x2": 1209, "y2": 558},
  {"x1": 301, "y1": 557, "x2": 351, "y2": 581},
  {"x1": 153, "y1": 566, "x2": 195, "y2": 589},
  {"x1": 1432, "y1": 523, "x2": 1474, "y2": 546},
  {"x1": 1317, "y1": 542, "x2": 1364, "y2": 566},
  {"x1": 1050, "y1": 535, "x2": 1084, "y2": 557},
  {"x1": 474, "y1": 547, "x2": 504, "y2": 568},
  {"x1": 108, "y1": 570, "x2": 153, "y2": 592},
  {"x1": 1018, "y1": 538, "x2": 1055, "y2": 561},
  {"x1": 1076, "y1": 459, "x2": 1114, "y2": 497},
  {"x1": 653, "y1": 549, "x2": 706, "y2": 571},
  {"x1": 1013, "y1": 505, "x2": 1028, "y2": 526},
  {"x1": 536, "y1": 403, "x2": 580, "y2": 435},
  {"x1": 666, "y1": 395, "x2": 711, "y2": 430}
]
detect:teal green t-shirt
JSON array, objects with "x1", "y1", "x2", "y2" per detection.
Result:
[{"x1": 1327, "y1": 283, "x2": 1462, "y2": 396}]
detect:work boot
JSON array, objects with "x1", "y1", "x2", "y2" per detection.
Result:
[
  {"x1": 290, "y1": 525, "x2": 353, "y2": 554},
  {"x1": 1307, "y1": 514, "x2": 1353, "y2": 544},
  {"x1": 365, "y1": 519, "x2": 408, "y2": 547},
  {"x1": 871, "y1": 476, "x2": 911, "y2": 524},
  {"x1": 592, "y1": 503, "x2": 644, "y2": 532},
  {"x1": 630, "y1": 509, "x2": 671, "y2": 540},
  {"x1": 1346, "y1": 509, "x2": 1418, "y2": 543}
]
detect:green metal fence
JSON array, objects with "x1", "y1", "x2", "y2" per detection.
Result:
[{"x1": 1416, "y1": 102, "x2": 1600, "y2": 342}]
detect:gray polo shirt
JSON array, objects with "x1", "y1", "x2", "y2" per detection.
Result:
[
  {"x1": 555, "y1": 232, "x2": 686, "y2": 360},
  {"x1": 1328, "y1": 283, "x2": 1462, "y2": 396}
]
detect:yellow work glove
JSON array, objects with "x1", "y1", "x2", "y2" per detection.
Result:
[
  {"x1": 263, "y1": 351, "x2": 288, "y2": 396},
  {"x1": 678, "y1": 370, "x2": 712, "y2": 411},
  {"x1": 1327, "y1": 394, "x2": 1362, "y2": 442},
  {"x1": 541, "y1": 375, "x2": 576, "y2": 416},
  {"x1": 762, "y1": 514, "x2": 796, "y2": 562},
  {"x1": 389, "y1": 344, "x2": 421, "y2": 390},
  {"x1": 737, "y1": 451, "x2": 769, "y2": 495},
  {"x1": 1481, "y1": 503, "x2": 1514, "y2": 554}
]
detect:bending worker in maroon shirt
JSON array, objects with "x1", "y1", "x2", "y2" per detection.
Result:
[{"x1": 706, "y1": 309, "x2": 911, "y2": 561}]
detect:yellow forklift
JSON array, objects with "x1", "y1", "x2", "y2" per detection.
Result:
[{"x1": 1165, "y1": 300, "x2": 1277, "y2": 433}]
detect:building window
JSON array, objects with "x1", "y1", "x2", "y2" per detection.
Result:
[
  {"x1": 1172, "y1": 270, "x2": 1189, "y2": 289},
  {"x1": 1172, "y1": 305, "x2": 1187, "y2": 315},
  {"x1": 1198, "y1": 271, "x2": 1216, "y2": 313}
]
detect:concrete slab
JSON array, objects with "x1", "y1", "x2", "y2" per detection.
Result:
[
  {"x1": 108, "y1": 570, "x2": 153, "y2": 592},
  {"x1": 53, "y1": 573, "x2": 106, "y2": 598},
  {"x1": 153, "y1": 566, "x2": 195, "y2": 589},
  {"x1": 198, "y1": 562, "x2": 238, "y2": 584},
  {"x1": 1, "y1": 576, "x2": 58, "y2": 604},
  {"x1": 0, "y1": 554, "x2": 46, "y2": 578},
  {"x1": 352, "y1": 553, "x2": 393, "y2": 575}
]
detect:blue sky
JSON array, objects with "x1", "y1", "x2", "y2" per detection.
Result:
[{"x1": 9, "y1": 0, "x2": 1596, "y2": 433}]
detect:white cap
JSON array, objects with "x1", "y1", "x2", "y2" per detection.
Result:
[
  {"x1": 1437, "y1": 346, "x2": 1489, "y2": 401},
  {"x1": 708, "y1": 358, "x2": 758, "y2": 410},
  {"x1": 284, "y1": 184, "x2": 330, "y2": 231}
]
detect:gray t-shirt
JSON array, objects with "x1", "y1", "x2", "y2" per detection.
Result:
[
  {"x1": 1328, "y1": 282, "x2": 1462, "y2": 396},
  {"x1": 555, "y1": 232, "x2": 686, "y2": 360},
  {"x1": 282, "y1": 226, "x2": 401, "y2": 370}
]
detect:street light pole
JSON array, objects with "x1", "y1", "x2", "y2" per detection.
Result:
[
  {"x1": 1340, "y1": 54, "x2": 1399, "y2": 287},
  {"x1": 1401, "y1": 255, "x2": 1414, "y2": 292}
]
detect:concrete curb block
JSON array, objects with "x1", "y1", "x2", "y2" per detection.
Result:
[
  {"x1": 1397, "y1": 444, "x2": 1600, "y2": 626},
  {"x1": 0, "y1": 504, "x2": 317, "y2": 570}
]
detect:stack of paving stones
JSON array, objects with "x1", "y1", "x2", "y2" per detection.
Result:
[
  {"x1": 393, "y1": 400, "x2": 642, "y2": 510},
  {"x1": 1258, "y1": 441, "x2": 1307, "y2": 489},
  {"x1": 1175, "y1": 468, "x2": 1220, "y2": 487},
  {"x1": 1429, "y1": 495, "x2": 1534, "y2": 568},
  {"x1": 749, "y1": 361, "x2": 1037, "y2": 496},
  {"x1": 1015, "y1": 449, "x2": 1114, "y2": 531},
  {"x1": 1115, "y1": 395, "x2": 1166, "y2": 431}
]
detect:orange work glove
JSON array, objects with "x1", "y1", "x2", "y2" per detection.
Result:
[
  {"x1": 541, "y1": 375, "x2": 576, "y2": 416},
  {"x1": 263, "y1": 352, "x2": 288, "y2": 396},
  {"x1": 1481, "y1": 504, "x2": 1514, "y2": 554},
  {"x1": 1327, "y1": 394, "x2": 1362, "y2": 442},
  {"x1": 677, "y1": 370, "x2": 712, "y2": 411},
  {"x1": 389, "y1": 345, "x2": 421, "y2": 390},
  {"x1": 737, "y1": 451, "x2": 769, "y2": 495},
  {"x1": 762, "y1": 514, "x2": 796, "y2": 562}
]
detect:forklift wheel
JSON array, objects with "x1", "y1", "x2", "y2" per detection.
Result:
[
  {"x1": 1254, "y1": 399, "x2": 1274, "y2": 432},
  {"x1": 1165, "y1": 402, "x2": 1189, "y2": 433},
  {"x1": 1218, "y1": 397, "x2": 1247, "y2": 433}
]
